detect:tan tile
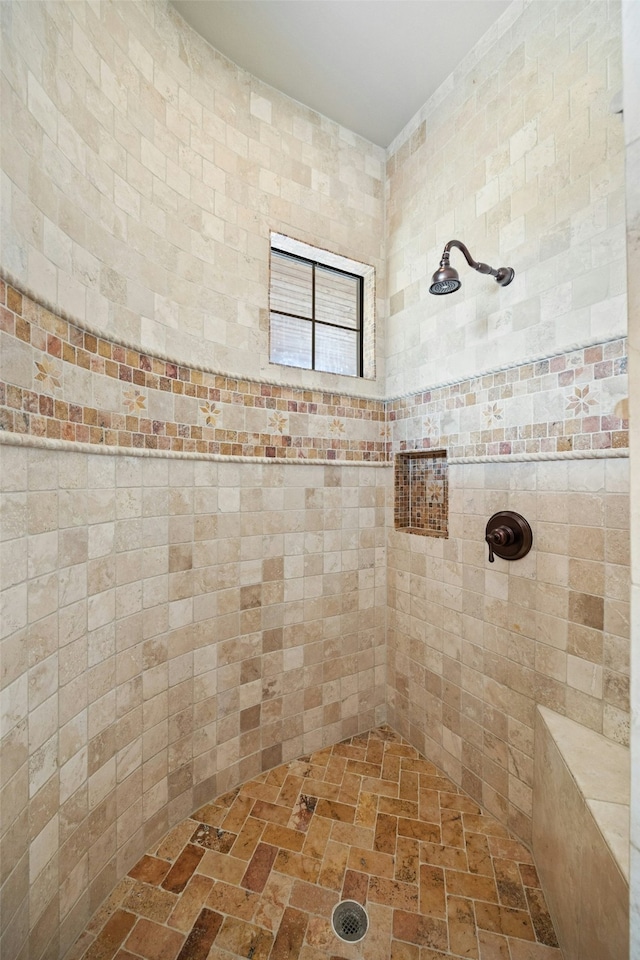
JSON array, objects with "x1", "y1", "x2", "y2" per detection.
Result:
[
  {"x1": 447, "y1": 895, "x2": 479, "y2": 958},
  {"x1": 341, "y1": 868, "x2": 368, "y2": 904},
  {"x1": 345, "y1": 759, "x2": 382, "y2": 778},
  {"x1": 262, "y1": 822, "x2": 306, "y2": 852},
  {"x1": 398, "y1": 771, "x2": 419, "y2": 802},
  {"x1": 323, "y1": 755, "x2": 347, "y2": 784},
  {"x1": 420, "y1": 842, "x2": 468, "y2": 871},
  {"x1": 124, "y1": 918, "x2": 185, "y2": 960},
  {"x1": 84, "y1": 910, "x2": 137, "y2": 960},
  {"x1": 474, "y1": 902, "x2": 536, "y2": 941},
  {"x1": 464, "y1": 832, "x2": 493, "y2": 876},
  {"x1": 241, "y1": 843, "x2": 278, "y2": 892},
  {"x1": 362, "y1": 777, "x2": 399, "y2": 797},
  {"x1": 395, "y1": 836, "x2": 419, "y2": 884},
  {"x1": 398, "y1": 817, "x2": 441, "y2": 843},
  {"x1": 354, "y1": 790, "x2": 378, "y2": 827},
  {"x1": 390, "y1": 942, "x2": 419, "y2": 960},
  {"x1": 463, "y1": 815, "x2": 510, "y2": 838},
  {"x1": 221, "y1": 794, "x2": 255, "y2": 833},
  {"x1": 230, "y1": 816, "x2": 265, "y2": 861},
  {"x1": 289, "y1": 880, "x2": 338, "y2": 918},
  {"x1": 162, "y1": 844, "x2": 205, "y2": 894},
  {"x1": 392, "y1": 910, "x2": 448, "y2": 950},
  {"x1": 296, "y1": 779, "x2": 341, "y2": 802},
  {"x1": 251, "y1": 800, "x2": 292, "y2": 826},
  {"x1": 128, "y1": 855, "x2": 171, "y2": 886},
  {"x1": 270, "y1": 906, "x2": 308, "y2": 960},
  {"x1": 301, "y1": 814, "x2": 332, "y2": 860},
  {"x1": 419, "y1": 864, "x2": 445, "y2": 918},
  {"x1": 315, "y1": 799, "x2": 356, "y2": 823},
  {"x1": 317, "y1": 840, "x2": 349, "y2": 889},
  {"x1": 214, "y1": 916, "x2": 273, "y2": 960},
  {"x1": 122, "y1": 882, "x2": 177, "y2": 923},
  {"x1": 190, "y1": 823, "x2": 237, "y2": 853},
  {"x1": 241, "y1": 781, "x2": 282, "y2": 804},
  {"x1": 68, "y1": 727, "x2": 561, "y2": 960},
  {"x1": 206, "y1": 880, "x2": 261, "y2": 920},
  {"x1": 440, "y1": 809, "x2": 464, "y2": 848},
  {"x1": 347, "y1": 845, "x2": 395, "y2": 879},
  {"x1": 493, "y1": 858, "x2": 527, "y2": 909},
  {"x1": 330, "y1": 821, "x2": 374, "y2": 848},
  {"x1": 368, "y1": 875, "x2": 418, "y2": 910},
  {"x1": 477, "y1": 929, "x2": 510, "y2": 959},
  {"x1": 86, "y1": 881, "x2": 134, "y2": 934},
  {"x1": 277, "y1": 775, "x2": 305, "y2": 807},
  {"x1": 378, "y1": 797, "x2": 419, "y2": 819},
  {"x1": 445, "y1": 869, "x2": 498, "y2": 903},
  {"x1": 506, "y1": 940, "x2": 564, "y2": 959},
  {"x1": 273, "y1": 848, "x2": 320, "y2": 884},
  {"x1": 518, "y1": 863, "x2": 540, "y2": 888},
  {"x1": 382, "y1": 754, "x2": 401, "y2": 783},
  {"x1": 167, "y1": 875, "x2": 214, "y2": 932},
  {"x1": 524, "y1": 887, "x2": 559, "y2": 947},
  {"x1": 196, "y1": 850, "x2": 247, "y2": 884},
  {"x1": 253, "y1": 871, "x2": 293, "y2": 931},
  {"x1": 337, "y1": 772, "x2": 362, "y2": 805},
  {"x1": 304, "y1": 914, "x2": 337, "y2": 950},
  {"x1": 486, "y1": 836, "x2": 533, "y2": 862},
  {"x1": 175, "y1": 908, "x2": 223, "y2": 960}
]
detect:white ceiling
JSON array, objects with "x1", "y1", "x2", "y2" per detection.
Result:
[{"x1": 171, "y1": 1, "x2": 511, "y2": 147}]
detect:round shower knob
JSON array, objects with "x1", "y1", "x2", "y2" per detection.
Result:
[{"x1": 485, "y1": 511, "x2": 532, "y2": 563}]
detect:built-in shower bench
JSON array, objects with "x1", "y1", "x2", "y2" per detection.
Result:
[{"x1": 532, "y1": 706, "x2": 629, "y2": 960}]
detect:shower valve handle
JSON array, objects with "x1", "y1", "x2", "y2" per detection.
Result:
[
  {"x1": 485, "y1": 511, "x2": 533, "y2": 563},
  {"x1": 486, "y1": 525, "x2": 514, "y2": 563}
]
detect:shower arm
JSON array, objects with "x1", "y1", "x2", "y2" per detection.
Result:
[{"x1": 440, "y1": 240, "x2": 509, "y2": 283}]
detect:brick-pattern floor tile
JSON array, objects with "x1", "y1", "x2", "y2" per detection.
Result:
[
  {"x1": 175, "y1": 908, "x2": 223, "y2": 960},
  {"x1": 76, "y1": 727, "x2": 563, "y2": 960},
  {"x1": 124, "y1": 918, "x2": 185, "y2": 959}
]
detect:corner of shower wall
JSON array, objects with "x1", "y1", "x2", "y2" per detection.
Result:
[
  {"x1": 0, "y1": 0, "x2": 391, "y2": 954},
  {"x1": 383, "y1": 0, "x2": 629, "y2": 851}
]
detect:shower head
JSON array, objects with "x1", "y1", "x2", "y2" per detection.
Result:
[
  {"x1": 429, "y1": 240, "x2": 514, "y2": 296},
  {"x1": 429, "y1": 263, "x2": 461, "y2": 295}
]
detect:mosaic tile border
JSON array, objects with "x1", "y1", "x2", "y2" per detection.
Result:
[
  {"x1": 0, "y1": 280, "x2": 387, "y2": 462},
  {"x1": 388, "y1": 340, "x2": 629, "y2": 460},
  {"x1": 0, "y1": 279, "x2": 629, "y2": 464}
]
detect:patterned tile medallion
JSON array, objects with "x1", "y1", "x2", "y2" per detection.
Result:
[{"x1": 71, "y1": 727, "x2": 562, "y2": 960}]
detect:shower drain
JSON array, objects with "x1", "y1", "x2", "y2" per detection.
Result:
[{"x1": 331, "y1": 900, "x2": 369, "y2": 943}]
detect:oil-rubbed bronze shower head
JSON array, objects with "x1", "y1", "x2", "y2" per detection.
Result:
[{"x1": 429, "y1": 240, "x2": 514, "y2": 295}]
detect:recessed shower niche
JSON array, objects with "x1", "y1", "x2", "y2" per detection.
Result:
[{"x1": 394, "y1": 449, "x2": 448, "y2": 536}]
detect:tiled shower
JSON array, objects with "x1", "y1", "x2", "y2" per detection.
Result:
[{"x1": 0, "y1": 0, "x2": 637, "y2": 958}]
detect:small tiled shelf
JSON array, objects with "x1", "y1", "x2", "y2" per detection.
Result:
[{"x1": 394, "y1": 449, "x2": 448, "y2": 536}]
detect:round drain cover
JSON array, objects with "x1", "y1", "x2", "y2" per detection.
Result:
[{"x1": 331, "y1": 900, "x2": 369, "y2": 943}]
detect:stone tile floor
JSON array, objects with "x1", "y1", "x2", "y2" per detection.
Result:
[{"x1": 71, "y1": 727, "x2": 563, "y2": 960}]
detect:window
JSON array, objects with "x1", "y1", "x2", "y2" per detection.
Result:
[{"x1": 269, "y1": 234, "x2": 375, "y2": 379}]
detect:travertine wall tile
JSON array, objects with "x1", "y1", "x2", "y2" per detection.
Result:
[
  {"x1": 0, "y1": 443, "x2": 389, "y2": 958},
  {"x1": 0, "y1": 1, "x2": 386, "y2": 396},
  {"x1": 0, "y1": 1, "x2": 633, "y2": 958},
  {"x1": 387, "y1": 458, "x2": 629, "y2": 845},
  {"x1": 386, "y1": 0, "x2": 624, "y2": 397}
]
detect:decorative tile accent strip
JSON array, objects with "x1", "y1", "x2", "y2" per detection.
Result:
[
  {"x1": 0, "y1": 281, "x2": 387, "y2": 462},
  {"x1": 388, "y1": 341, "x2": 629, "y2": 459},
  {"x1": 0, "y1": 279, "x2": 629, "y2": 462},
  {"x1": 394, "y1": 450, "x2": 448, "y2": 537}
]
